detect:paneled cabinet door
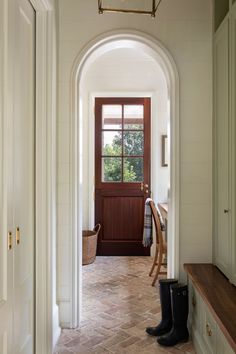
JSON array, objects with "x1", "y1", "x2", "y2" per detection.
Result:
[
  {"x1": 0, "y1": 0, "x2": 14, "y2": 351},
  {"x1": 0, "y1": 0, "x2": 35, "y2": 353},
  {"x1": 214, "y1": 18, "x2": 231, "y2": 278},
  {"x1": 230, "y1": 3, "x2": 236, "y2": 286},
  {"x1": 13, "y1": 0, "x2": 35, "y2": 353}
]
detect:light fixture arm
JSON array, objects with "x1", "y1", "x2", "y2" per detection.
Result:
[
  {"x1": 155, "y1": 0, "x2": 162, "y2": 14},
  {"x1": 98, "y1": 0, "x2": 163, "y2": 17}
]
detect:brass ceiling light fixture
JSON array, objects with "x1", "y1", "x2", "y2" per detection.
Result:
[{"x1": 98, "y1": 0, "x2": 163, "y2": 18}]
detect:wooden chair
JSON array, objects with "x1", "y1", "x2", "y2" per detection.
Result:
[{"x1": 149, "y1": 200, "x2": 167, "y2": 286}]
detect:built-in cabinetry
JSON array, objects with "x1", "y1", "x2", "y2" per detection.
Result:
[
  {"x1": 213, "y1": 0, "x2": 236, "y2": 285},
  {"x1": 188, "y1": 281, "x2": 235, "y2": 354},
  {"x1": 0, "y1": 0, "x2": 35, "y2": 353},
  {"x1": 189, "y1": 3, "x2": 236, "y2": 353},
  {"x1": 185, "y1": 264, "x2": 236, "y2": 354}
]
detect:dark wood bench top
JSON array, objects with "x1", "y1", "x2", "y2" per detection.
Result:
[{"x1": 184, "y1": 263, "x2": 236, "y2": 352}]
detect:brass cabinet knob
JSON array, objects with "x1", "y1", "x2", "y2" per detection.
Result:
[{"x1": 206, "y1": 323, "x2": 212, "y2": 337}]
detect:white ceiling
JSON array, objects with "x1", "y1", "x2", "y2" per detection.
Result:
[{"x1": 81, "y1": 47, "x2": 167, "y2": 92}]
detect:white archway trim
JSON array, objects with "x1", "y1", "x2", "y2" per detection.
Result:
[
  {"x1": 31, "y1": 0, "x2": 60, "y2": 352},
  {"x1": 70, "y1": 30, "x2": 180, "y2": 327}
]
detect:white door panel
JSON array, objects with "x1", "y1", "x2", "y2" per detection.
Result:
[
  {"x1": 13, "y1": 0, "x2": 35, "y2": 353},
  {"x1": 0, "y1": 0, "x2": 15, "y2": 352},
  {"x1": 214, "y1": 19, "x2": 230, "y2": 277},
  {"x1": 0, "y1": 0, "x2": 35, "y2": 352}
]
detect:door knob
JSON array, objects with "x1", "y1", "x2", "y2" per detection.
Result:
[
  {"x1": 141, "y1": 182, "x2": 149, "y2": 193},
  {"x1": 224, "y1": 209, "x2": 229, "y2": 213}
]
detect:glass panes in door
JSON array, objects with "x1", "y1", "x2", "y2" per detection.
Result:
[{"x1": 101, "y1": 103, "x2": 144, "y2": 183}]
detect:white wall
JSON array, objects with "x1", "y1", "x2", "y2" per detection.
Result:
[
  {"x1": 80, "y1": 47, "x2": 170, "y2": 230},
  {"x1": 57, "y1": 0, "x2": 213, "y2": 327}
]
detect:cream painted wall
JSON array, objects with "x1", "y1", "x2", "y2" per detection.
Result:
[
  {"x1": 57, "y1": 0, "x2": 213, "y2": 327},
  {"x1": 80, "y1": 48, "x2": 170, "y2": 230}
]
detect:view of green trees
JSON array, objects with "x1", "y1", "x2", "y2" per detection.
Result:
[{"x1": 103, "y1": 129, "x2": 144, "y2": 182}]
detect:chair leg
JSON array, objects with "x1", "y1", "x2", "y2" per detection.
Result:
[
  {"x1": 152, "y1": 250, "x2": 163, "y2": 286},
  {"x1": 149, "y1": 245, "x2": 159, "y2": 276}
]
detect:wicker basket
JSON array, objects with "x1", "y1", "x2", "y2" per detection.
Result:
[{"x1": 82, "y1": 224, "x2": 101, "y2": 265}]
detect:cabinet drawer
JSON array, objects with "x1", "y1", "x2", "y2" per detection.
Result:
[
  {"x1": 203, "y1": 307, "x2": 217, "y2": 354},
  {"x1": 216, "y1": 326, "x2": 235, "y2": 354},
  {"x1": 189, "y1": 281, "x2": 202, "y2": 331},
  {"x1": 185, "y1": 265, "x2": 236, "y2": 354}
]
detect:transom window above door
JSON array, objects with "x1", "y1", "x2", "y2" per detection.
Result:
[{"x1": 101, "y1": 103, "x2": 145, "y2": 183}]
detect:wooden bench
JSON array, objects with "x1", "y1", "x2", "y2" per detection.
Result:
[{"x1": 184, "y1": 263, "x2": 236, "y2": 353}]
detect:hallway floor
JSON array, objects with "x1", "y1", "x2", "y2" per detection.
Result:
[{"x1": 54, "y1": 257, "x2": 195, "y2": 354}]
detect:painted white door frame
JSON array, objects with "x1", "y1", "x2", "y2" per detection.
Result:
[
  {"x1": 87, "y1": 91, "x2": 167, "y2": 236},
  {"x1": 30, "y1": 0, "x2": 60, "y2": 352},
  {"x1": 70, "y1": 30, "x2": 180, "y2": 327}
]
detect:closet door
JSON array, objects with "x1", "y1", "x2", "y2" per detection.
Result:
[
  {"x1": 13, "y1": 0, "x2": 35, "y2": 352},
  {"x1": 0, "y1": 0, "x2": 15, "y2": 352},
  {"x1": 214, "y1": 19, "x2": 230, "y2": 278},
  {"x1": 231, "y1": 4, "x2": 236, "y2": 286}
]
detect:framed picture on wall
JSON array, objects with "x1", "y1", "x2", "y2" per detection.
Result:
[{"x1": 161, "y1": 135, "x2": 168, "y2": 167}]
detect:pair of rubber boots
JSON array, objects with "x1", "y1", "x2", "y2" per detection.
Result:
[{"x1": 146, "y1": 279, "x2": 189, "y2": 346}]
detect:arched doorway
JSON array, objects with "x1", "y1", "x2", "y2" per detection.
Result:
[{"x1": 70, "y1": 30, "x2": 179, "y2": 327}]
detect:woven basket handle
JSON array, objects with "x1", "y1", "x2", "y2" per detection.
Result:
[{"x1": 93, "y1": 223, "x2": 101, "y2": 235}]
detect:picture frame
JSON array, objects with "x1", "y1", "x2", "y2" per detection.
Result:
[{"x1": 161, "y1": 135, "x2": 168, "y2": 167}]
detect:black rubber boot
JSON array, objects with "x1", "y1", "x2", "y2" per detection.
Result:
[
  {"x1": 146, "y1": 279, "x2": 178, "y2": 336},
  {"x1": 157, "y1": 283, "x2": 189, "y2": 346}
]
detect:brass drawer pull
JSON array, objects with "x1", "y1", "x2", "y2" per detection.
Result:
[
  {"x1": 8, "y1": 231, "x2": 13, "y2": 250},
  {"x1": 206, "y1": 323, "x2": 212, "y2": 337},
  {"x1": 16, "y1": 227, "x2": 20, "y2": 245}
]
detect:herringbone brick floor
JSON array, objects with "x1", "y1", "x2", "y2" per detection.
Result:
[{"x1": 54, "y1": 257, "x2": 195, "y2": 354}]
